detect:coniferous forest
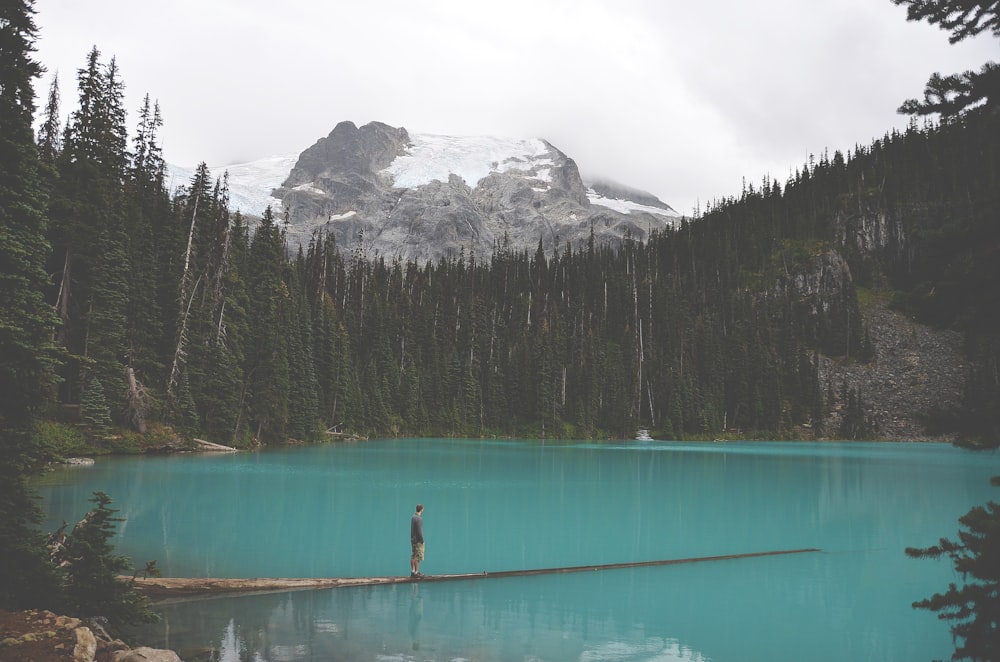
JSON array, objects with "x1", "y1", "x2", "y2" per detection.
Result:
[
  {"x1": 7, "y1": 45, "x2": 1000, "y2": 449},
  {"x1": 18, "y1": 45, "x2": 1000, "y2": 446},
  {"x1": 2, "y1": 0, "x2": 1000, "y2": 652}
]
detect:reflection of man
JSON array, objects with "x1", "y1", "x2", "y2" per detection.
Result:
[
  {"x1": 410, "y1": 504, "x2": 425, "y2": 578},
  {"x1": 408, "y1": 583, "x2": 423, "y2": 650}
]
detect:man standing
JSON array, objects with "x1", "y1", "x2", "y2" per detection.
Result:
[{"x1": 410, "y1": 504, "x2": 425, "y2": 578}]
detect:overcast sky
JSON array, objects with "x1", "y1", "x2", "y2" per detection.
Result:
[{"x1": 33, "y1": 0, "x2": 996, "y2": 216}]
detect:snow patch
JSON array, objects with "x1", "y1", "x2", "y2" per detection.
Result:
[
  {"x1": 294, "y1": 183, "x2": 327, "y2": 195},
  {"x1": 383, "y1": 134, "x2": 554, "y2": 189},
  {"x1": 587, "y1": 189, "x2": 681, "y2": 218}
]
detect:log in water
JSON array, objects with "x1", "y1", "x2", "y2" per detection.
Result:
[{"x1": 129, "y1": 547, "x2": 821, "y2": 599}]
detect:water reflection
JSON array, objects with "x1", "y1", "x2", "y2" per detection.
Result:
[
  {"x1": 41, "y1": 440, "x2": 1000, "y2": 660},
  {"x1": 133, "y1": 567, "x2": 722, "y2": 661},
  {"x1": 408, "y1": 583, "x2": 422, "y2": 653}
]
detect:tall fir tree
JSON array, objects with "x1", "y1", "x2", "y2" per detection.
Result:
[
  {"x1": 893, "y1": 0, "x2": 999, "y2": 118},
  {"x1": 49, "y1": 46, "x2": 131, "y2": 417},
  {"x1": 0, "y1": 0, "x2": 65, "y2": 608},
  {"x1": 906, "y1": 480, "x2": 1000, "y2": 661},
  {"x1": 36, "y1": 71, "x2": 60, "y2": 164},
  {"x1": 244, "y1": 206, "x2": 291, "y2": 441}
]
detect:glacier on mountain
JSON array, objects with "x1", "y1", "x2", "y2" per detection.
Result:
[{"x1": 168, "y1": 121, "x2": 680, "y2": 262}]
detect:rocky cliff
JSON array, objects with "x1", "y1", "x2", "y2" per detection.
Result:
[
  {"x1": 777, "y1": 207, "x2": 967, "y2": 441},
  {"x1": 272, "y1": 121, "x2": 679, "y2": 263},
  {"x1": 819, "y1": 295, "x2": 966, "y2": 440}
]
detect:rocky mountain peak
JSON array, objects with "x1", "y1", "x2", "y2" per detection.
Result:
[
  {"x1": 274, "y1": 122, "x2": 679, "y2": 263},
  {"x1": 170, "y1": 122, "x2": 681, "y2": 263},
  {"x1": 281, "y1": 121, "x2": 410, "y2": 188}
]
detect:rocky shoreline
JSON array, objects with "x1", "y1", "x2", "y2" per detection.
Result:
[{"x1": 0, "y1": 609, "x2": 180, "y2": 662}]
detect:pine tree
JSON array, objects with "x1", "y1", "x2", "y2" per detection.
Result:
[
  {"x1": 49, "y1": 46, "x2": 131, "y2": 413},
  {"x1": 36, "y1": 71, "x2": 60, "y2": 164},
  {"x1": 893, "y1": 0, "x2": 999, "y2": 118},
  {"x1": 0, "y1": 0, "x2": 65, "y2": 608},
  {"x1": 286, "y1": 260, "x2": 320, "y2": 439},
  {"x1": 80, "y1": 374, "x2": 112, "y2": 439},
  {"x1": 906, "y1": 482, "x2": 1000, "y2": 661},
  {"x1": 244, "y1": 206, "x2": 291, "y2": 441},
  {"x1": 121, "y1": 95, "x2": 170, "y2": 430},
  {"x1": 57, "y1": 492, "x2": 158, "y2": 632}
]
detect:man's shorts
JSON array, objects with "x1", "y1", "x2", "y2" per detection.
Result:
[{"x1": 411, "y1": 542, "x2": 425, "y2": 561}]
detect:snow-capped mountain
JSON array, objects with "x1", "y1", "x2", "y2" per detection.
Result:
[{"x1": 168, "y1": 121, "x2": 680, "y2": 262}]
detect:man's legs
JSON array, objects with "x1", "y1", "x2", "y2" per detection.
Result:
[{"x1": 410, "y1": 543, "x2": 424, "y2": 577}]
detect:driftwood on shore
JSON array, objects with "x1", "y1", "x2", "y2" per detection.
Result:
[
  {"x1": 324, "y1": 428, "x2": 367, "y2": 441},
  {"x1": 128, "y1": 548, "x2": 821, "y2": 601},
  {"x1": 192, "y1": 438, "x2": 239, "y2": 452}
]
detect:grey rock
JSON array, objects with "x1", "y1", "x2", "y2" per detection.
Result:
[
  {"x1": 72, "y1": 626, "x2": 96, "y2": 662},
  {"x1": 272, "y1": 122, "x2": 679, "y2": 263},
  {"x1": 111, "y1": 647, "x2": 183, "y2": 662},
  {"x1": 818, "y1": 296, "x2": 966, "y2": 440}
]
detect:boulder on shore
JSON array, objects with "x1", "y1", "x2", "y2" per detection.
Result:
[{"x1": 0, "y1": 609, "x2": 178, "y2": 662}]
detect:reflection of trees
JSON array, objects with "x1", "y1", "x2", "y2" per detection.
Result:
[{"x1": 130, "y1": 572, "x2": 721, "y2": 660}]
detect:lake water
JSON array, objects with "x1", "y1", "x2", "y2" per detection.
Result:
[{"x1": 36, "y1": 439, "x2": 1000, "y2": 661}]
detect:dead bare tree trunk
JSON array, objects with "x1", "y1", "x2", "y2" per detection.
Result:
[
  {"x1": 167, "y1": 195, "x2": 200, "y2": 401},
  {"x1": 55, "y1": 250, "x2": 71, "y2": 342},
  {"x1": 125, "y1": 366, "x2": 149, "y2": 433},
  {"x1": 210, "y1": 199, "x2": 234, "y2": 346},
  {"x1": 167, "y1": 273, "x2": 202, "y2": 401}
]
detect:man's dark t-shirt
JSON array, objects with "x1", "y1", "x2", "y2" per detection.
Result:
[{"x1": 411, "y1": 513, "x2": 423, "y2": 544}]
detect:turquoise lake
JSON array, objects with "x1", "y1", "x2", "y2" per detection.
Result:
[{"x1": 35, "y1": 439, "x2": 1000, "y2": 661}]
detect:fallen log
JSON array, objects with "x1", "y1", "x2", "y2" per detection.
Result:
[
  {"x1": 192, "y1": 438, "x2": 239, "y2": 452},
  {"x1": 127, "y1": 575, "x2": 403, "y2": 598},
  {"x1": 128, "y1": 548, "x2": 821, "y2": 600}
]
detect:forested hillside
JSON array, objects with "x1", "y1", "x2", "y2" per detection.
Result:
[
  {"x1": 9, "y1": 42, "x2": 997, "y2": 447},
  {"x1": 22, "y1": 65, "x2": 999, "y2": 448},
  {"x1": 2, "y1": 0, "x2": 998, "y2": 645},
  {"x1": 0, "y1": 0, "x2": 994, "y2": 463}
]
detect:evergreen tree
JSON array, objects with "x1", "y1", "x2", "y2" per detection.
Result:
[
  {"x1": 244, "y1": 206, "x2": 291, "y2": 441},
  {"x1": 0, "y1": 0, "x2": 65, "y2": 608},
  {"x1": 123, "y1": 93, "x2": 170, "y2": 413},
  {"x1": 286, "y1": 259, "x2": 320, "y2": 439},
  {"x1": 56, "y1": 492, "x2": 158, "y2": 632},
  {"x1": 36, "y1": 71, "x2": 60, "y2": 163},
  {"x1": 80, "y1": 374, "x2": 112, "y2": 439},
  {"x1": 906, "y1": 479, "x2": 1000, "y2": 661},
  {"x1": 49, "y1": 46, "x2": 131, "y2": 411},
  {"x1": 893, "y1": 0, "x2": 1000, "y2": 118}
]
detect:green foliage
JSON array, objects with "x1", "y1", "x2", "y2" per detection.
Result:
[
  {"x1": 0, "y1": 0, "x2": 66, "y2": 611},
  {"x1": 893, "y1": 0, "x2": 999, "y2": 118},
  {"x1": 0, "y1": 467, "x2": 64, "y2": 610},
  {"x1": 906, "y1": 494, "x2": 1000, "y2": 661},
  {"x1": 80, "y1": 374, "x2": 112, "y2": 439},
  {"x1": 13, "y1": 27, "x2": 998, "y2": 450},
  {"x1": 837, "y1": 384, "x2": 878, "y2": 440},
  {"x1": 958, "y1": 338, "x2": 1000, "y2": 446},
  {"x1": 34, "y1": 419, "x2": 89, "y2": 456},
  {"x1": 54, "y1": 491, "x2": 158, "y2": 632},
  {"x1": 899, "y1": 63, "x2": 1000, "y2": 119},
  {"x1": 4, "y1": 0, "x2": 1000, "y2": 635}
]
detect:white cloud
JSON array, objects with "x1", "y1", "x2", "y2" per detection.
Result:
[{"x1": 33, "y1": 0, "x2": 998, "y2": 215}]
